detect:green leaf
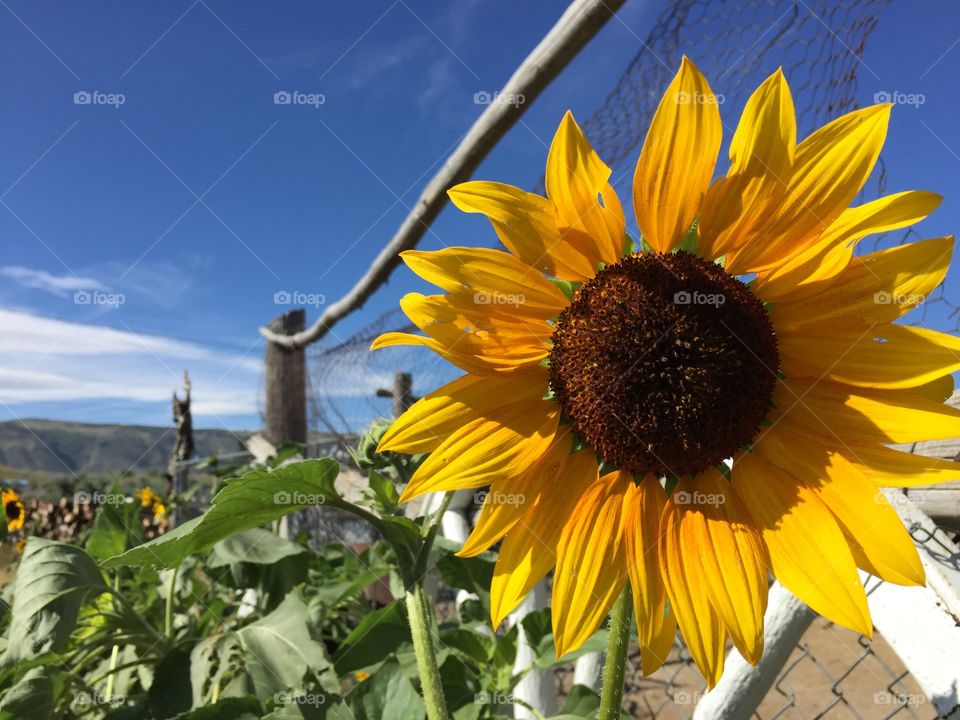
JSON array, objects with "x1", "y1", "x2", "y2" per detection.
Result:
[
  {"x1": 367, "y1": 470, "x2": 399, "y2": 507},
  {"x1": 346, "y1": 658, "x2": 424, "y2": 720},
  {"x1": 532, "y1": 624, "x2": 608, "y2": 669},
  {"x1": 172, "y1": 696, "x2": 262, "y2": 720},
  {"x1": 209, "y1": 529, "x2": 310, "y2": 609},
  {"x1": 86, "y1": 484, "x2": 143, "y2": 561},
  {"x1": 333, "y1": 599, "x2": 410, "y2": 675},
  {"x1": 434, "y1": 541, "x2": 494, "y2": 611},
  {"x1": 0, "y1": 667, "x2": 53, "y2": 720},
  {"x1": 149, "y1": 648, "x2": 193, "y2": 719},
  {"x1": 103, "y1": 460, "x2": 341, "y2": 569},
  {"x1": 236, "y1": 594, "x2": 339, "y2": 702},
  {"x1": 550, "y1": 684, "x2": 632, "y2": 720},
  {"x1": 1, "y1": 539, "x2": 106, "y2": 665}
]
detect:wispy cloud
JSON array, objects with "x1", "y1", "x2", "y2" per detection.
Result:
[
  {"x1": 0, "y1": 308, "x2": 261, "y2": 422},
  {"x1": 0, "y1": 266, "x2": 106, "y2": 297}
]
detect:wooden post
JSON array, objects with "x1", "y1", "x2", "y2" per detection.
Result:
[
  {"x1": 377, "y1": 371, "x2": 415, "y2": 418},
  {"x1": 264, "y1": 309, "x2": 308, "y2": 447},
  {"x1": 165, "y1": 370, "x2": 194, "y2": 528}
]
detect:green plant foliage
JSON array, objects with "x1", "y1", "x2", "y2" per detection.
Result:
[{"x1": 103, "y1": 460, "x2": 341, "y2": 569}]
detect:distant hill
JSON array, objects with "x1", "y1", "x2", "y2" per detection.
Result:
[{"x1": 0, "y1": 419, "x2": 251, "y2": 478}]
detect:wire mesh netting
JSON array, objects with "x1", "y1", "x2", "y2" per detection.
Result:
[
  {"x1": 309, "y1": 0, "x2": 904, "y2": 441},
  {"x1": 305, "y1": 3, "x2": 960, "y2": 714}
]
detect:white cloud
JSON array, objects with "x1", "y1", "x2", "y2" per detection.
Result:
[
  {"x1": 0, "y1": 308, "x2": 261, "y2": 421},
  {"x1": 0, "y1": 266, "x2": 107, "y2": 297}
]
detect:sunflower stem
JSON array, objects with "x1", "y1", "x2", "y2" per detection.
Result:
[
  {"x1": 164, "y1": 564, "x2": 179, "y2": 641},
  {"x1": 598, "y1": 584, "x2": 633, "y2": 720},
  {"x1": 405, "y1": 582, "x2": 450, "y2": 720}
]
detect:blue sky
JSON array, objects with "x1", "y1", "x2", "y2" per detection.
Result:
[{"x1": 1, "y1": 0, "x2": 958, "y2": 432}]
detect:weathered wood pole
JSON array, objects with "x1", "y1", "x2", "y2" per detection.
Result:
[{"x1": 264, "y1": 309, "x2": 308, "y2": 447}]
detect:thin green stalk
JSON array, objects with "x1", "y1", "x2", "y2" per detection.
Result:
[
  {"x1": 405, "y1": 583, "x2": 450, "y2": 720},
  {"x1": 598, "y1": 584, "x2": 633, "y2": 720},
  {"x1": 165, "y1": 565, "x2": 179, "y2": 640}
]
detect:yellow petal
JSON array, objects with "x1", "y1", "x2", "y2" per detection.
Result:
[
  {"x1": 732, "y1": 452, "x2": 872, "y2": 636},
  {"x1": 371, "y1": 328, "x2": 543, "y2": 377},
  {"x1": 545, "y1": 111, "x2": 624, "y2": 267},
  {"x1": 772, "y1": 378, "x2": 960, "y2": 445},
  {"x1": 665, "y1": 473, "x2": 768, "y2": 666},
  {"x1": 400, "y1": 247, "x2": 568, "y2": 319},
  {"x1": 756, "y1": 190, "x2": 942, "y2": 301},
  {"x1": 490, "y1": 449, "x2": 599, "y2": 627},
  {"x1": 658, "y1": 486, "x2": 727, "y2": 688},
  {"x1": 552, "y1": 470, "x2": 631, "y2": 658},
  {"x1": 756, "y1": 429, "x2": 924, "y2": 586},
  {"x1": 699, "y1": 68, "x2": 795, "y2": 260},
  {"x1": 448, "y1": 181, "x2": 597, "y2": 280},
  {"x1": 833, "y1": 443, "x2": 960, "y2": 488},
  {"x1": 633, "y1": 56, "x2": 722, "y2": 253},
  {"x1": 457, "y1": 431, "x2": 574, "y2": 557},
  {"x1": 379, "y1": 370, "x2": 549, "y2": 454},
  {"x1": 778, "y1": 319, "x2": 960, "y2": 389},
  {"x1": 623, "y1": 477, "x2": 675, "y2": 675},
  {"x1": 728, "y1": 104, "x2": 890, "y2": 274},
  {"x1": 770, "y1": 236, "x2": 954, "y2": 327},
  {"x1": 399, "y1": 404, "x2": 559, "y2": 502}
]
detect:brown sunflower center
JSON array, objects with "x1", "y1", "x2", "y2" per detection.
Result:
[
  {"x1": 6, "y1": 500, "x2": 21, "y2": 520},
  {"x1": 548, "y1": 250, "x2": 778, "y2": 477}
]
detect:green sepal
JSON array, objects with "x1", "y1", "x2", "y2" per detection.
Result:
[{"x1": 674, "y1": 218, "x2": 700, "y2": 255}]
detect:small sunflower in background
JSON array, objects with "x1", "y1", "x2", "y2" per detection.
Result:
[
  {"x1": 373, "y1": 56, "x2": 960, "y2": 686},
  {"x1": 137, "y1": 487, "x2": 167, "y2": 520},
  {"x1": 2, "y1": 488, "x2": 25, "y2": 533}
]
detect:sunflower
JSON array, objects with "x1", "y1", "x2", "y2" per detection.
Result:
[
  {"x1": 372, "y1": 58, "x2": 960, "y2": 686},
  {"x1": 3, "y1": 488, "x2": 25, "y2": 532},
  {"x1": 137, "y1": 487, "x2": 166, "y2": 519}
]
